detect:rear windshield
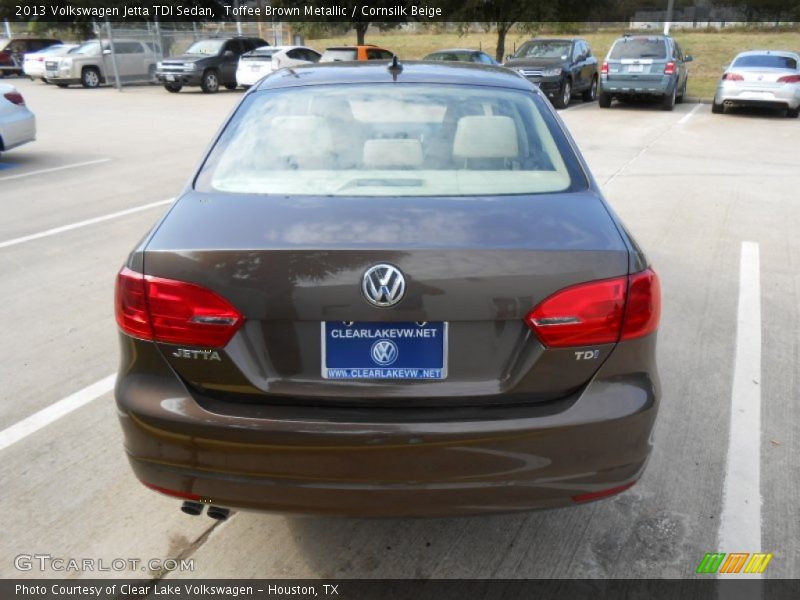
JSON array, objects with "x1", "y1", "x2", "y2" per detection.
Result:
[
  {"x1": 196, "y1": 83, "x2": 582, "y2": 197},
  {"x1": 514, "y1": 41, "x2": 572, "y2": 59},
  {"x1": 425, "y1": 51, "x2": 476, "y2": 62},
  {"x1": 609, "y1": 38, "x2": 667, "y2": 60},
  {"x1": 732, "y1": 54, "x2": 797, "y2": 69},
  {"x1": 320, "y1": 49, "x2": 358, "y2": 62}
]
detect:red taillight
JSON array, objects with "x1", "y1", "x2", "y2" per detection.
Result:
[
  {"x1": 621, "y1": 268, "x2": 661, "y2": 341},
  {"x1": 777, "y1": 74, "x2": 800, "y2": 83},
  {"x1": 723, "y1": 72, "x2": 744, "y2": 81},
  {"x1": 524, "y1": 268, "x2": 660, "y2": 348},
  {"x1": 664, "y1": 61, "x2": 676, "y2": 75},
  {"x1": 572, "y1": 481, "x2": 636, "y2": 503},
  {"x1": 601, "y1": 61, "x2": 608, "y2": 75},
  {"x1": 115, "y1": 267, "x2": 243, "y2": 347},
  {"x1": 143, "y1": 482, "x2": 202, "y2": 501},
  {"x1": 3, "y1": 91, "x2": 25, "y2": 106},
  {"x1": 525, "y1": 276, "x2": 627, "y2": 348}
]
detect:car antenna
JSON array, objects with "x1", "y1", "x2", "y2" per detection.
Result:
[{"x1": 388, "y1": 55, "x2": 403, "y2": 80}]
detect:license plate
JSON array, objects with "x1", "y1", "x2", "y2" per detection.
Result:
[
  {"x1": 322, "y1": 321, "x2": 447, "y2": 380},
  {"x1": 627, "y1": 64, "x2": 644, "y2": 73},
  {"x1": 250, "y1": 65, "x2": 261, "y2": 71},
  {"x1": 165, "y1": 74, "x2": 175, "y2": 81},
  {"x1": 45, "y1": 71, "x2": 56, "y2": 77}
]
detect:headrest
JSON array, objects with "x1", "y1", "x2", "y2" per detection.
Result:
[
  {"x1": 266, "y1": 116, "x2": 333, "y2": 158},
  {"x1": 452, "y1": 115, "x2": 519, "y2": 159},
  {"x1": 363, "y1": 139, "x2": 423, "y2": 169}
]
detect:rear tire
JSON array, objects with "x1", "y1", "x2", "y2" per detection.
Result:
[
  {"x1": 582, "y1": 76, "x2": 598, "y2": 102},
  {"x1": 598, "y1": 91, "x2": 611, "y2": 108},
  {"x1": 553, "y1": 78, "x2": 571, "y2": 109},
  {"x1": 200, "y1": 69, "x2": 220, "y2": 94},
  {"x1": 164, "y1": 83, "x2": 182, "y2": 93},
  {"x1": 676, "y1": 78, "x2": 687, "y2": 104},
  {"x1": 81, "y1": 67, "x2": 101, "y2": 89},
  {"x1": 711, "y1": 99, "x2": 724, "y2": 114},
  {"x1": 787, "y1": 107, "x2": 799, "y2": 118},
  {"x1": 661, "y1": 86, "x2": 676, "y2": 111}
]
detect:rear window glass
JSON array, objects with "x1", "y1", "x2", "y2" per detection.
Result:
[
  {"x1": 732, "y1": 54, "x2": 797, "y2": 69},
  {"x1": 321, "y1": 49, "x2": 357, "y2": 62},
  {"x1": 609, "y1": 38, "x2": 667, "y2": 60},
  {"x1": 196, "y1": 83, "x2": 582, "y2": 197},
  {"x1": 514, "y1": 41, "x2": 572, "y2": 59}
]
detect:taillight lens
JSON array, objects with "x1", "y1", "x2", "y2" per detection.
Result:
[
  {"x1": 664, "y1": 61, "x2": 675, "y2": 75},
  {"x1": 601, "y1": 61, "x2": 608, "y2": 75},
  {"x1": 723, "y1": 72, "x2": 744, "y2": 81},
  {"x1": 525, "y1": 268, "x2": 660, "y2": 348},
  {"x1": 777, "y1": 74, "x2": 800, "y2": 83},
  {"x1": 143, "y1": 481, "x2": 202, "y2": 501},
  {"x1": 3, "y1": 91, "x2": 25, "y2": 106},
  {"x1": 572, "y1": 481, "x2": 636, "y2": 503},
  {"x1": 115, "y1": 267, "x2": 243, "y2": 347},
  {"x1": 621, "y1": 269, "x2": 661, "y2": 341},
  {"x1": 525, "y1": 277, "x2": 627, "y2": 348}
]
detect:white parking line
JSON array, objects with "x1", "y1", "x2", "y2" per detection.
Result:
[
  {"x1": 0, "y1": 374, "x2": 116, "y2": 453},
  {"x1": 0, "y1": 197, "x2": 174, "y2": 250},
  {"x1": 678, "y1": 103, "x2": 702, "y2": 125},
  {"x1": 718, "y1": 241, "x2": 762, "y2": 571},
  {"x1": 0, "y1": 158, "x2": 112, "y2": 182}
]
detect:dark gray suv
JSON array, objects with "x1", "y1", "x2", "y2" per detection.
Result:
[
  {"x1": 115, "y1": 61, "x2": 661, "y2": 518},
  {"x1": 505, "y1": 38, "x2": 598, "y2": 108},
  {"x1": 599, "y1": 34, "x2": 692, "y2": 110}
]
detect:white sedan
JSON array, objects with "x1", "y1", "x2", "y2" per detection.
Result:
[
  {"x1": 236, "y1": 45, "x2": 321, "y2": 88},
  {"x1": 0, "y1": 84, "x2": 35, "y2": 156},
  {"x1": 22, "y1": 44, "x2": 77, "y2": 81}
]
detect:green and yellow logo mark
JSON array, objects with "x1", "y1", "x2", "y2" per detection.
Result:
[{"x1": 697, "y1": 552, "x2": 773, "y2": 574}]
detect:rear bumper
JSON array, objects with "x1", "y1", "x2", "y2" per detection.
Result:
[
  {"x1": 0, "y1": 109, "x2": 35, "y2": 150},
  {"x1": 116, "y1": 335, "x2": 659, "y2": 517},
  {"x1": 601, "y1": 75, "x2": 674, "y2": 97},
  {"x1": 714, "y1": 82, "x2": 800, "y2": 110}
]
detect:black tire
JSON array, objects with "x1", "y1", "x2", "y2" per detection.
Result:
[
  {"x1": 164, "y1": 83, "x2": 182, "y2": 93},
  {"x1": 787, "y1": 107, "x2": 799, "y2": 118},
  {"x1": 676, "y1": 78, "x2": 687, "y2": 104},
  {"x1": 224, "y1": 83, "x2": 237, "y2": 91},
  {"x1": 200, "y1": 69, "x2": 220, "y2": 94},
  {"x1": 711, "y1": 99, "x2": 724, "y2": 114},
  {"x1": 81, "y1": 67, "x2": 101, "y2": 89},
  {"x1": 582, "y1": 76, "x2": 598, "y2": 102},
  {"x1": 552, "y1": 78, "x2": 572, "y2": 109},
  {"x1": 598, "y1": 91, "x2": 612, "y2": 108},
  {"x1": 661, "y1": 85, "x2": 676, "y2": 111}
]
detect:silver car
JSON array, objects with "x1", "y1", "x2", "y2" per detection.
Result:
[{"x1": 713, "y1": 50, "x2": 800, "y2": 117}]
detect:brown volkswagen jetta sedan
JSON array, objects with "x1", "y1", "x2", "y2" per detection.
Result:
[{"x1": 115, "y1": 61, "x2": 660, "y2": 518}]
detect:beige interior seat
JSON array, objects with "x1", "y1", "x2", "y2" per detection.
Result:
[{"x1": 452, "y1": 116, "x2": 519, "y2": 167}]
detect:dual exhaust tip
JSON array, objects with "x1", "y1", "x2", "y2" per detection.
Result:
[{"x1": 181, "y1": 501, "x2": 230, "y2": 521}]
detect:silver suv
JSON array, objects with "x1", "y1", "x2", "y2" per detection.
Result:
[{"x1": 46, "y1": 39, "x2": 157, "y2": 88}]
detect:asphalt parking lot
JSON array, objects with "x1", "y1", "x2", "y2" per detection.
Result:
[{"x1": 1, "y1": 79, "x2": 798, "y2": 580}]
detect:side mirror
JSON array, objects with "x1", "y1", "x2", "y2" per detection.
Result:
[{"x1": 684, "y1": 55, "x2": 693, "y2": 62}]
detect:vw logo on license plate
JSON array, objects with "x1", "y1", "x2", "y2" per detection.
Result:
[{"x1": 371, "y1": 339, "x2": 399, "y2": 366}]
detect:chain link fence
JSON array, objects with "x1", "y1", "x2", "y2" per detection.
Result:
[{"x1": 91, "y1": 21, "x2": 285, "y2": 88}]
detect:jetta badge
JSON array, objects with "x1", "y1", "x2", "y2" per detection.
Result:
[{"x1": 362, "y1": 264, "x2": 405, "y2": 307}]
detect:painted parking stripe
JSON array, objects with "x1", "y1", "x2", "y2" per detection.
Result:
[
  {"x1": 0, "y1": 158, "x2": 111, "y2": 182},
  {"x1": 0, "y1": 197, "x2": 173, "y2": 250},
  {"x1": 718, "y1": 241, "x2": 762, "y2": 575},
  {"x1": 0, "y1": 373, "x2": 116, "y2": 453},
  {"x1": 678, "y1": 103, "x2": 702, "y2": 125}
]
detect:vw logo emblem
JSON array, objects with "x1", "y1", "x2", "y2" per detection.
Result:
[
  {"x1": 371, "y1": 339, "x2": 399, "y2": 366},
  {"x1": 362, "y1": 264, "x2": 406, "y2": 307}
]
